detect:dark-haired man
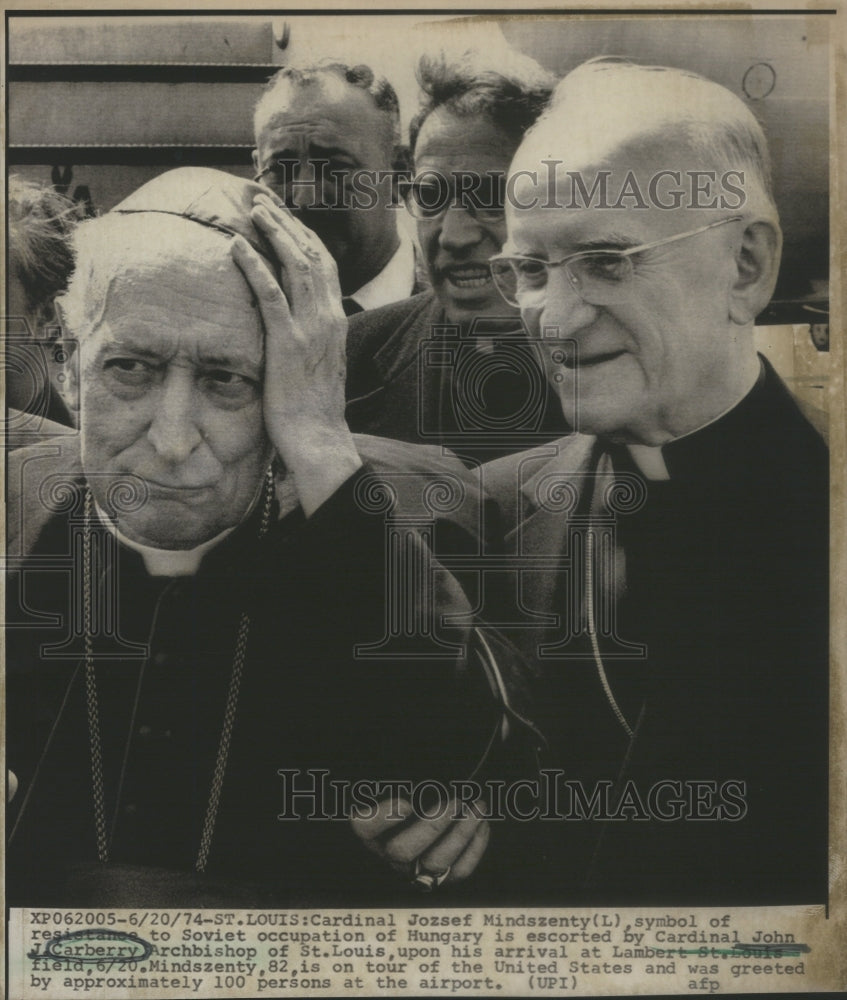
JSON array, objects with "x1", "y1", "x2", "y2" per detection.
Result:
[{"x1": 345, "y1": 50, "x2": 570, "y2": 463}]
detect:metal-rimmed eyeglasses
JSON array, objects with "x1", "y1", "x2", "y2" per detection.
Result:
[
  {"x1": 489, "y1": 216, "x2": 743, "y2": 307},
  {"x1": 400, "y1": 172, "x2": 506, "y2": 224}
]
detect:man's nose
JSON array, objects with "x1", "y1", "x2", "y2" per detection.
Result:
[
  {"x1": 147, "y1": 371, "x2": 203, "y2": 463},
  {"x1": 288, "y1": 162, "x2": 328, "y2": 210},
  {"x1": 540, "y1": 267, "x2": 599, "y2": 334},
  {"x1": 437, "y1": 206, "x2": 483, "y2": 253}
]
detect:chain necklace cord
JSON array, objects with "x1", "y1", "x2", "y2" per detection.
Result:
[
  {"x1": 83, "y1": 489, "x2": 109, "y2": 862},
  {"x1": 585, "y1": 459, "x2": 635, "y2": 742},
  {"x1": 585, "y1": 527, "x2": 634, "y2": 739},
  {"x1": 78, "y1": 466, "x2": 633, "y2": 874},
  {"x1": 83, "y1": 466, "x2": 275, "y2": 872}
]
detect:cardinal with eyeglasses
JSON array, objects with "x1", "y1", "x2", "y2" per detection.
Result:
[
  {"x1": 5, "y1": 168, "x2": 531, "y2": 907},
  {"x1": 481, "y1": 59, "x2": 829, "y2": 905}
]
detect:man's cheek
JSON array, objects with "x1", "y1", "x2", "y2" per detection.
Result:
[
  {"x1": 206, "y1": 413, "x2": 267, "y2": 464},
  {"x1": 81, "y1": 404, "x2": 143, "y2": 463},
  {"x1": 417, "y1": 223, "x2": 440, "y2": 266}
]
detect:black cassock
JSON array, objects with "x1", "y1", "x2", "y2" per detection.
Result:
[
  {"x1": 484, "y1": 357, "x2": 829, "y2": 905},
  {"x1": 7, "y1": 437, "x2": 527, "y2": 907}
]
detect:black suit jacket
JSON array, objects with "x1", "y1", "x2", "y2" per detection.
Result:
[
  {"x1": 483, "y1": 358, "x2": 829, "y2": 904},
  {"x1": 346, "y1": 292, "x2": 570, "y2": 464},
  {"x1": 7, "y1": 435, "x2": 533, "y2": 907}
]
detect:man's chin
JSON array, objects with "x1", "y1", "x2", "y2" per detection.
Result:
[
  {"x1": 117, "y1": 519, "x2": 215, "y2": 550},
  {"x1": 570, "y1": 397, "x2": 642, "y2": 441},
  {"x1": 105, "y1": 501, "x2": 225, "y2": 550}
]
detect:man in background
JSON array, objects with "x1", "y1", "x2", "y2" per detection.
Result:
[
  {"x1": 6, "y1": 176, "x2": 83, "y2": 442},
  {"x1": 253, "y1": 61, "x2": 423, "y2": 314},
  {"x1": 345, "y1": 50, "x2": 570, "y2": 464}
]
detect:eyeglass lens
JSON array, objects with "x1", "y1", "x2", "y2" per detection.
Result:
[
  {"x1": 491, "y1": 252, "x2": 636, "y2": 306},
  {"x1": 405, "y1": 174, "x2": 506, "y2": 220}
]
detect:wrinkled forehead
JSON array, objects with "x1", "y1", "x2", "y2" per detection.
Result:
[
  {"x1": 68, "y1": 213, "x2": 261, "y2": 345},
  {"x1": 414, "y1": 108, "x2": 520, "y2": 168},
  {"x1": 508, "y1": 63, "x2": 746, "y2": 190},
  {"x1": 507, "y1": 122, "x2": 730, "y2": 251},
  {"x1": 518, "y1": 63, "x2": 727, "y2": 164},
  {"x1": 258, "y1": 75, "x2": 390, "y2": 150}
]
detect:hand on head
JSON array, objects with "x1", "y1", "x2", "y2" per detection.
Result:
[{"x1": 231, "y1": 194, "x2": 362, "y2": 516}]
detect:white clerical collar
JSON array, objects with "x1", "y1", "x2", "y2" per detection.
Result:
[
  {"x1": 626, "y1": 444, "x2": 671, "y2": 481},
  {"x1": 349, "y1": 230, "x2": 415, "y2": 312},
  {"x1": 94, "y1": 503, "x2": 237, "y2": 577}
]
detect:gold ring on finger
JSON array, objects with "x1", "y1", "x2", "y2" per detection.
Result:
[{"x1": 411, "y1": 859, "x2": 452, "y2": 892}]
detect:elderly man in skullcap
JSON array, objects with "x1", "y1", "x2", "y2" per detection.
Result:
[{"x1": 6, "y1": 168, "x2": 525, "y2": 907}]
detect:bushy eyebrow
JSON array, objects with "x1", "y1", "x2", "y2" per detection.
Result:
[
  {"x1": 505, "y1": 230, "x2": 643, "y2": 260},
  {"x1": 97, "y1": 341, "x2": 262, "y2": 376},
  {"x1": 570, "y1": 232, "x2": 643, "y2": 253},
  {"x1": 198, "y1": 352, "x2": 263, "y2": 376},
  {"x1": 97, "y1": 342, "x2": 162, "y2": 361},
  {"x1": 267, "y1": 144, "x2": 358, "y2": 164},
  {"x1": 266, "y1": 149, "x2": 299, "y2": 162}
]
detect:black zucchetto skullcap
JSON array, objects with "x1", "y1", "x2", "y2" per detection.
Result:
[{"x1": 111, "y1": 167, "x2": 285, "y2": 262}]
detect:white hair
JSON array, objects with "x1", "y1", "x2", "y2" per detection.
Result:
[{"x1": 59, "y1": 213, "x2": 238, "y2": 339}]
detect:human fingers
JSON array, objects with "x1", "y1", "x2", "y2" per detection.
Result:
[
  {"x1": 377, "y1": 800, "x2": 464, "y2": 868},
  {"x1": 445, "y1": 815, "x2": 490, "y2": 882},
  {"x1": 350, "y1": 798, "x2": 416, "y2": 849},
  {"x1": 230, "y1": 234, "x2": 294, "y2": 339},
  {"x1": 414, "y1": 801, "x2": 486, "y2": 877},
  {"x1": 252, "y1": 195, "x2": 342, "y2": 312}
]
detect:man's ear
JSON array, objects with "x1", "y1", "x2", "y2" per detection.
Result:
[
  {"x1": 52, "y1": 341, "x2": 80, "y2": 414},
  {"x1": 51, "y1": 297, "x2": 80, "y2": 413},
  {"x1": 728, "y1": 219, "x2": 782, "y2": 325},
  {"x1": 252, "y1": 149, "x2": 260, "y2": 175}
]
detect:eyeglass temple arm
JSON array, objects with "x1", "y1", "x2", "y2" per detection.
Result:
[
  {"x1": 613, "y1": 215, "x2": 745, "y2": 260},
  {"x1": 490, "y1": 216, "x2": 744, "y2": 275}
]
